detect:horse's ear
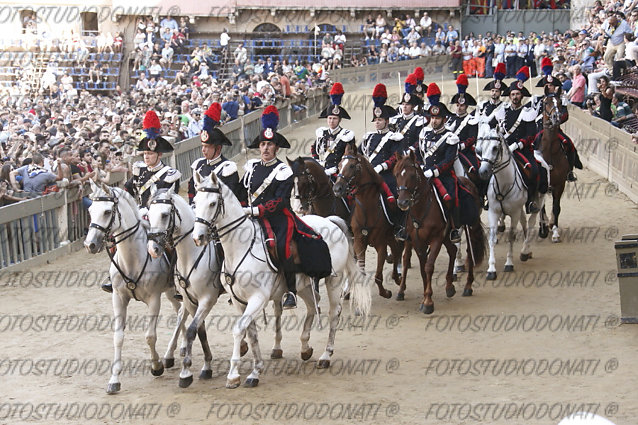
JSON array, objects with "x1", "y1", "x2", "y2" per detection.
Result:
[
  {"x1": 193, "y1": 170, "x2": 202, "y2": 189},
  {"x1": 345, "y1": 141, "x2": 355, "y2": 155},
  {"x1": 100, "y1": 181, "x2": 110, "y2": 193},
  {"x1": 89, "y1": 178, "x2": 99, "y2": 194},
  {"x1": 209, "y1": 172, "x2": 219, "y2": 186},
  {"x1": 408, "y1": 149, "x2": 416, "y2": 161},
  {"x1": 286, "y1": 156, "x2": 293, "y2": 167}
]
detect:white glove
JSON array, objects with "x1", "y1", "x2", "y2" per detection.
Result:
[
  {"x1": 324, "y1": 167, "x2": 337, "y2": 176},
  {"x1": 373, "y1": 164, "x2": 385, "y2": 173},
  {"x1": 459, "y1": 143, "x2": 466, "y2": 151},
  {"x1": 242, "y1": 206, "x2": 259, "y2": 217},
  {"x1": 424, "y1": 169, "x2": 434, "y2": 178},
  {"x1": 139, "y1": 207, "x2": 149, "y2": 218},
  {"x1": 508, "y1": 143, "x2": 518, "y2": 153}
]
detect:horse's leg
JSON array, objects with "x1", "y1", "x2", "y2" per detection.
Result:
[
  {"x1": 297, "y1": 276, "x2": 315, "y2": 361},
  {"x1": 521, "y1": 205, "x2": 537, "y2": 261},
  {"x1": 107, "y1": 291, "x2": 129, "y2": 394},
  {"x1": 486, "y1": 209, "x2": 499, "y2": 280},
  {"x1": 464, "y1": 228, "x2": 475, "y2": 296},
  {"x1": 442, "y1": 237, "x2": 457, "y2": 298},
  {"x1": 243, "y1": 319, "x2": 264, "y2": 388},
  {"x1": 270, "y1": 296, "x2": 284, "y2": 359},
  {"x1": 420, "y1": 236, "x2": 443, "y2": 314},
  {"x1": 374, "y1": 244, "x2": 392, "y2": 298},
  {"x1": 228, "y1": 298, "x2": 265, "y2": 389},
  {"x1": 503, "y1": 211, "x2": 519, "y2": 273},
  {"x1": 179, "y1": 299, "x2": 215, "y2": 388},
  {"x1": 145, "y1": 294, "x2": 165, "y2": 377},
  {"x1": 354, "y1": 234, "x2": 366, "y2": 271},
  {"x1": 397, "y1": 240, "x2": 411, "y2": 300},
  {"x1": 551, "y1": 182, "x2": 564, "y2": 243},
  {"x1": 454, "y1": 237, "x2": 465, "y2": 275},
  {"x1": 317, "y1": 275, "x2": 343, "y2": 368},
  {"x1": 162, "y1": 294, "x2": 186, "y2": 369}
]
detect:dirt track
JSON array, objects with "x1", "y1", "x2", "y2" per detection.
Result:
[{"x1": 1, "y1": 81, "x2": 637, "y2": 425}]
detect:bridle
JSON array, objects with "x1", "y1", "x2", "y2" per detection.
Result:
[
  {"x1": 335, "y1": 155, "x2": 361, "y2": 194},
  {"x1": 88, "y1": 189, "x2": 147, "y2": 300},
  {"x1": 147, "y1": 195, "x2": 192, "y2": 250},
  {"x1": 396, "y1": 160, "x2": 423, "y2": 207},
  {"x1": 543, "y1": 94, "x2": 560, "y2": 129}
]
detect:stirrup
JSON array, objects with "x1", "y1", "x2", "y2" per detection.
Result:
[
  {"x1": 450, "y1": 229, "x2": 461, "y2": 243},
  {"x1": 567, "y1": 171, "x2": 577, "y2": 182},
  {"x1": 394, "y1": 226, "x2": 407, "y2": 242},
  {"x1": 282, "y1": 292, "x2": 297, "y2": 310},
  {"x1": 101, "y1": 282, "x2": 113, "y2": 293},
  {"x1": 526, "y1": 201, "x2": 540, "y2": 214}
]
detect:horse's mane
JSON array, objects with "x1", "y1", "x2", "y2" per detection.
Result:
[
  {"x1": 290, "y1": 156, "x2": 321, "y2": 176},
  {"x1": 150, "y1": 188, "x2": 189, "y2": 209}
]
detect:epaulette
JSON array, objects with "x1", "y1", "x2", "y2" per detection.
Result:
[
  {"x1": 340, "y1": 129, "x2": 355, "y2": 142},
  {"x1": 163, "y1": 168, "x2": 181, "y2": 183},
  {"x1": 132, "y1": 161, "x2": 145, "y2": 176}
]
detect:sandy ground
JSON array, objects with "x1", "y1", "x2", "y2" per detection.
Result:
[{"x1": 1, "y1": 80, "x2": 637, "y2": 425}]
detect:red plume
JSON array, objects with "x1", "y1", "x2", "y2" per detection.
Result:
[
  {"x1": 456, "y1": 74, "x2": 469, "y2": 87},
  {"x1": 372, "y1": 83, "x2": 387, "y2": 98},
  {"x1": 205, "y1": 102, "x2": 221, "y2": 123},
  {"x1": 414, "y1": 67, "x2": 424, "y2": 81},
  {"x1": 426, "y1": 83, "x2": 441, "y2": 97},
  {"x1": 541, "y1": 57, "x2": 553, "y2": 69},
  {"x1": 329, "y1": 82, "x2": 344, "y2": 96},
  {"x1": 143, "y1": 110, "x2": 161, "y2": 130},
  {"x1": 405, "y1": 73, "x2": 417, "y2": 85}
]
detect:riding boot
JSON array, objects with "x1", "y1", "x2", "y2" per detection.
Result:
[
  {"x1": 282, "y1": 269, "x2": 297, "y2": 310},
  {"x1": 450, "y1": 205, "x2": 461, "y2": 243},
  {"x1": 394, "y1": 210, "x2": 408, "y2": 242},
  {"x1": 566, "y1": 150, "x2": 577, "y2": 182},
  {"x1": 526, "y1": 191, "x2": 540, "y2": 214}
]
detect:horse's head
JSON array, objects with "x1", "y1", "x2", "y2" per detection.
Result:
[
  {"x1": 84, "y1": 180, "x2": 121, "y2": 254},
  {"x1": 477, "y1": 125, "x2": 506, "y2": 181},
  {"x1": 147, "y1": 189, "x2": 178, "y2": 258},
  {"x1": 543, "y1": 94, "x2": 561, "y2": 129},
  {"x1": 393, "y1": 150, "x2": 423, "y2": 211},
  {"x1": 192, "y1": 171, "x2": 224, "y2": 247},
  {"x1": 288, "y1": 156, "x2": 318, "y2": 207},
  {"x1": 333, "y1": 142, "x2": 361, "y2": 198}
]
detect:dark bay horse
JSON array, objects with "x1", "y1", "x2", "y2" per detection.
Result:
[
  {"x1": 394, "y1": 150, "x2": 486, "y2": 314},
  {"x1": 332, "y1": 144, "x2": 401, "y2": 299},
  {"x1": 287, "y1": 156, "x2": 350, "y2": 223},
  {"x1": 539, "y1": 94, "x2": 568, "y2": 243}
]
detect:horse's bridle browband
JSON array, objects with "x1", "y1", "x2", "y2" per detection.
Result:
[
  {"x1": 396, "y1": 161, "x2": 424, "y2": 206},
  {"x1": 336, "y1": 155, "x2": 361, "y2": 194}
]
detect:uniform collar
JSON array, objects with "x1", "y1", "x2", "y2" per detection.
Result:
[
  {"x1": 510, "y1": 102, "x2": 523, "y2": 111},
  {"x1": 206, "y1": 155, "x2": 223, "y2": 166},
  {"x1": 376, "y1": 128, "x2": 389, "y2": 135},
  {"x1": 328, "y1": 126, "x2": 341, "y2": 136},
  {"x1": 490, "y1": 99, "x2": 501, "y2": 105},
  {"x1": 148, "y1": 161, "x2": 164, "y2": 172},
  {"x1": 433, "y1": 125, "x2": 446, "y2": 134},
  {"x1": 402, "y1": 112, "x2": 415, "y2": 119},
  {"x1": 261, "y1": 158, "x2": 278, "y2": 167},
  {"x1": 456, "y1": 112, "x2": 468, "y2": 118}
]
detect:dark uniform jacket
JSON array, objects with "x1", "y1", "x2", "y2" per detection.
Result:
[
  {"x1": 413, "y1": 125, "x2": 460, "y2": 203},
  {"x1": 187, "y1": 155, "x2": 240, "y2": 204},
  {"x1": 359, "y1": 128, "x2": 403, "y2": 193},
  {"x1": 311, "y1": 126, "x2": 354, "y2": 175},
  {"x1": 125, "y1": 161, "x2": 181, "y2": 208},
  {"x1": 389, "y1": 112, "x2": 426, "y2": 153}
]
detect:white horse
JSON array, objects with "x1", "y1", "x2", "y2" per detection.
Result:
[
  {"x1": 191, "y1": 172, "x2": 371, "y2": 389},
  {"x1": 146, "y1": 189, "x2": 248, "y2": 388},
  {"x1": 84, "y1": 181, "x2": 185, "y2": 394},
  {"x1": 475, "y1": 122, "x2": 543, "y2": 280}
]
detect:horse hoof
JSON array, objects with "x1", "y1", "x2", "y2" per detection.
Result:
[
  {"x1": 504, "y1": 265, "x2": 514, "y2": 272},
  {"x1": 270, "y1": 349, "x2": 283, "y2": 359},
  {"x1": 419, "y1": 304, "x2": 434, "y2": 315},
  {"x1": 317, "y1": 359, "x2": 331, "y2": 369},
  {"x1": 396, "y1": 292, "x2": 405, "y2": 301},
  {"x1": 180, "y1": 347, "x2": 187, "y2": 357},
  {"x1": 179, "y1": 375, "x2": 193, "y2": 388},
  {"x1": 497, "y1": 224, "x2": 506, "y2": 233},
  {"x1": 520, "y1": 252, "x2": 532, "y2": 261},
  {"x1": 453, "y1": 273, "x2": 458, "y2": 282},
  {"x1": 538, "y1": 226, "x2": 549, "y2": 239},
  {"x1": 244, "y1": 378, "x2": 259, "y2": 388},
  {"x1": 486, "y1": 272, "x2": 497, "y2": 280},
  {"x1": 455, "y1": 265, "x2": 466, "y2": 273},
  {"x1": 446, "y1": 286, "x2": 456, "y2": 298},
  {"x1": 463, "y1": 288, "x2": 473, "y2": 297},
  {"x1": 199, "y1": 369, "x2": 213, "y2": 380},
  {"x1": 106, "y1": 383, "x2": 120, "y2": 394},
  {"x1": 226, "y1": 377, "x2": 240, "y2": 389},
  {"x1": 301, "y1": 348, "x2": 314, "y2": 361},
  {"x1": 163, "y1": 358, "x2": 175, "y2": 369},
  {"x1": 381, "y1": 290, "x2": 392, "y2": 299},
  {"x1": 151, "y1": 365, "x2": 164, "y2": 376},
  {"x1": 240, "y1": 340, "x2": 249, "y2": 357}
]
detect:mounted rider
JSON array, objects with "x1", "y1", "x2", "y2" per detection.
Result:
[
  {"x1": 311, "y1": 82, "x2": 354, "y2": 179},
  {"x1": 187, "y1": 102, "x2": 241, "y2": 204},
  {"x1": 491, "y1": 66, "x2": 547, "y2": 214},
  {"x1": 412, "y1": 83, "x2": 462, "y2": 243},
  {"x1": 447, "y1": 74, "x2": 480, "y2": 178},
  {"x1": 532, "y1": 57, "x2": 583, "y2": 182},
  {"x1": 102, "y1": 110, "x2": 181, "y2": 294},
  {"x1": 412, "y1": 66, "x2": 427, "y2": 111},
  {"x1": 238, "y1": 106, "x2": 332, "y2": 310},
  {"x1": 477, "y1": 63, "x2": 509, "y2": 118},
  {"x1": 359, "y1": 83, "x2": 406, "y2": 240},
  {"x1": 390, "y1": 73, "x2": 426, "y2": 153}
]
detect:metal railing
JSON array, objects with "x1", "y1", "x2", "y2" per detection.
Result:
[{"x1": 0, "y1": 88, "x2": 329, "y2": 270}]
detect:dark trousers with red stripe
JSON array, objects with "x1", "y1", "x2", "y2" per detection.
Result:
[{"x1": 262, "y1": 212, "x2": 298, "y2": 293}]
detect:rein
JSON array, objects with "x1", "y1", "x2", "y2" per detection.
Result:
[
  {"x1": 396, "y1": 160, "x2": 434, "y2": 252},
  {"x1": 477, "y1": 136, "x2": 524, "y2": 214}
]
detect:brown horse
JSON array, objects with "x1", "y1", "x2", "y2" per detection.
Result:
[
  {"x1": 539, "y1": 94, "x2": 567, "y2": 243},
  {"x1": 332, "y1": 143, "x2": 401, "y2": 299},
  {"x1": 394, "y1": 150, "x2": 486, "y2": 314},
  {"x1": 287, "y1": 156, "x2": 351, "y2": 223}
]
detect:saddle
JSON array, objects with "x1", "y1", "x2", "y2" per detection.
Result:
[{"x1": 511, "y1": 151, "x2": 533, "y2": 181}]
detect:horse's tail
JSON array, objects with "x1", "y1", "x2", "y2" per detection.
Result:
[
  {"x1": 468, "y1": 218, "x2": 487, "y2": 267},
  {"x1": 327, "y1": 215, "x2": 371, "y2": 317}
]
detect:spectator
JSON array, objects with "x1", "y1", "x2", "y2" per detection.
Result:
[
  {"x1": 602, "y1": 12, "x2": 633, "y2": 69},
  {"x1": 375, "y1": 14, "x2": 387, "y2": 38},
  {"x1": 9, "y1": 153, "x2": 64, "y2": 195},
  {"x1": 567, "y1": 64, "x2": 586, "y2": 107},
  {"x1": 447, "y1": 25, "x2": 460, "y2": 46},
  {"x1": 419, "y1": 12, "x2": 432, "y2": 36},
  {"x1": 451, "y1": 40, "x2": 463, "y2": 76},
  {"x1": 234, "y1": 43, "x2": 248, "y2": 65}
]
